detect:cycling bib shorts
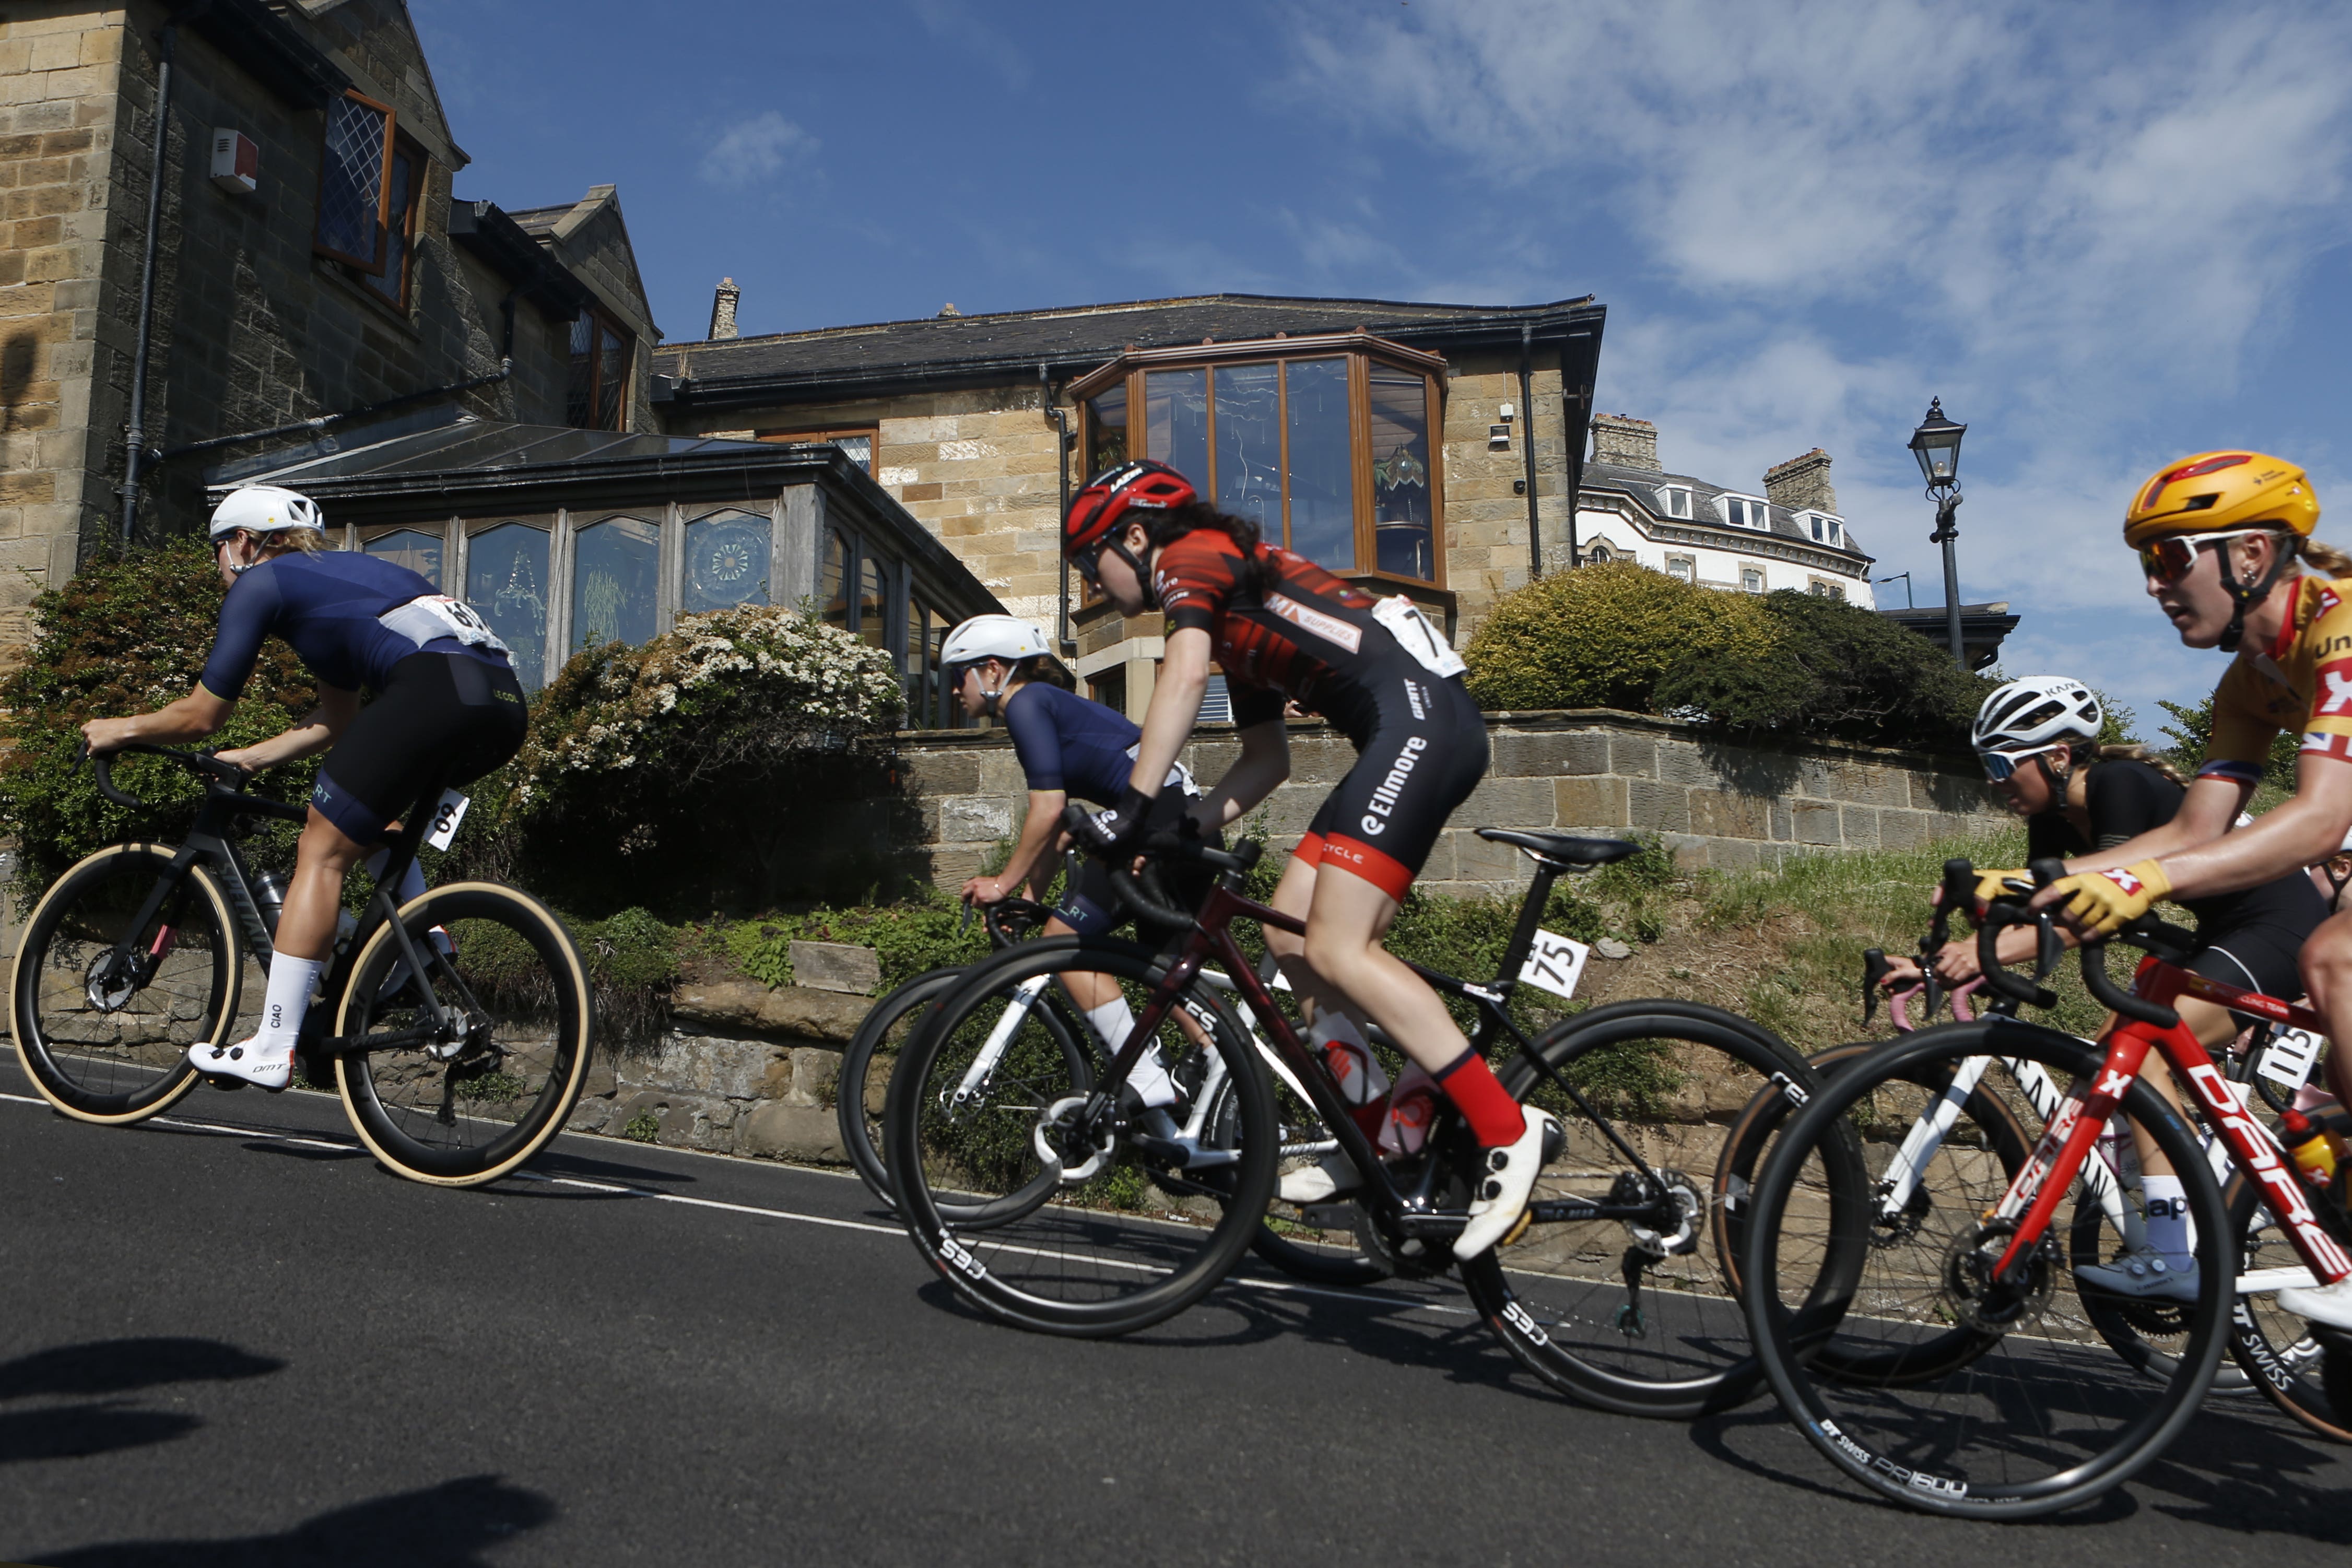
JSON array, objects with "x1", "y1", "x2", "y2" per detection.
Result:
[
  {"x1": 1292, "y1": 668, "x2": 1488, "y2": 900},
  {"x1": 310, "y1": 653, "x2": 528, "y2": 845}
]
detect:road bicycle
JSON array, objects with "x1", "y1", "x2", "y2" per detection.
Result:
[
  {"x1": 884, "y1": 821, "x2": 1860, "y2": 1417},
  {"x1": 1738, "y1": 856, "x2": 2352, "y2": 1518},
  {"x1": 8, "y1": 743, "x2": 595, "y2": 1188}
]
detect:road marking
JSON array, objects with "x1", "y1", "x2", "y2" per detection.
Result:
[{"x1": 1, "y1": 1090, "x2": 1469, "y2": 1316}]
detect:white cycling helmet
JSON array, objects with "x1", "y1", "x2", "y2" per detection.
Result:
[
  {"x1": 209, "y1": 485, "x2": 323, "y2": 541},
  {"x1": 939, "y1": 615, "x2": 1051, "y2": 671},
  {"x1": 1973, "y1": 675, "x2": 2102, "y2": 781}
]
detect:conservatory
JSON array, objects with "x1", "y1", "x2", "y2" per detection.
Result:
[{"x1": 209, "y1": 418, "x2": 1004, "y2": 727}]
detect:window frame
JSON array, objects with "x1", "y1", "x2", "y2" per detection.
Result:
[
  {"x1": 1806, "y1": 511, "x2": 1843, "y2": 547},
  {"x1": 568, "y1": 306, "x2": 633, "y2": 431},
  {"x1": 1739, "y1": 563, "x2": 1767, "y2": 593},
  {"x1": 1658, "y1": 484, "x2": 1694, "y2": 520},
  {"x1": 1664, "y1": 553, "x2": 1695, "y2": 583},
  {"x1": 1808, "y1": 576, "x2": 1846, "y2": 599},
  {"x1": 755, "y1": 426, "x2": 877, "y2": 476},
  {"x1": 358, "y1": 131, "x2": 428, "y2": 310},
  {"x1": 313, "y1": 89, "x2": 398, "y2": 273},
  {"x1": 1070, "y1": 333, "x2": 1447, "y2": 590},
  {"x1": 1721, "y1": 494, "x2": 1770, "y2": 530}
]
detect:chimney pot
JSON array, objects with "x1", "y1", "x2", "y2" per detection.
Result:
[
  {"x1": 1763, "y1": 447, "x2": 1838, "y2": 515},
  {"x1": 937, "y1": 302, "x2": 962, "y2": 317},
  {"x1": 708, "y1": 277, "x2": 740, "y2": 341},
  {"x1": 1590, "y1": 412, "x2": 1661, "y2": 473}
]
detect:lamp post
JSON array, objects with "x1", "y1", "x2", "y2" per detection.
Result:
[{"x1": 1908, "y1": 398, "x2": 1968, "y2": 668}]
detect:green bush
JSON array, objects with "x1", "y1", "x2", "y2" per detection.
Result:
[
  {"x1": 0, "y1": 539, "x2": 320, "y2": 899},
  {"x1": 1464, "y1": 564, "x2": 1989, "y2": 754},
  {"x1": 2158, "y1": 692, "x2": 2296, "y2": 790},
  {"x1": 1464, "y1": 559, "x2": 1779, "y2": 712},
  {"x1": 720, "y1": 890, "x2": 994, "y2": 992}
]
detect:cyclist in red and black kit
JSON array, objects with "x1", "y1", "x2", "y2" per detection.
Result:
[{"x1": 1064, "y1": 460, "x2": 1553, "y2": 1259}]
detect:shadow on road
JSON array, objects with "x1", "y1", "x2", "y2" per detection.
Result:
[
  {"x1": 27, "y1": 1473, "x2": 556, "y2": 1566},
  {"x1": 0, "y1": 1338, "x2": 283, "y2": 1467}
]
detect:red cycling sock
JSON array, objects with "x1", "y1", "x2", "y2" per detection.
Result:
[{"x1": 1434, "y1": 1047, "x2": 1525, "y2": 1148}]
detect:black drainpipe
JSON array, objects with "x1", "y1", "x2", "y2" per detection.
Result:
[
  {"x1": 1041, "y1": 363, "x2": 1073, "y2": 654},
  {"x1": 117, "y1": 19, "x2": 179, "y2": 550},
  {"x1": 1519, "y1": 325, "x2": 1542, "y2": 577},
  {"x1": 1563, "y1": 341, "x2": 1590, "y2": 570}
]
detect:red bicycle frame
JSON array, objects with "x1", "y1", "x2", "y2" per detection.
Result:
[{"x1": 1989, "y1": 956, "x2": 2352, "y2": 1288}]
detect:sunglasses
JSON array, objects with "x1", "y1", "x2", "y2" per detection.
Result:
[
  {"x1": 2137, "y1": 529, "x2": 2274, "y2": 585},
  {"x1": 1979, "y1": 746, "x2": 2059, "y2": 783}
]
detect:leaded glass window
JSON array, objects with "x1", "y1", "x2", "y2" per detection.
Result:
[
  {"x1": 570, "y1": 515, "x2": 660, "y2": 651},
  {"x1": 683, "y1": 509, "x2": 771, "y2": 613},
  {"x1": 466, "y1": 523, "x2": 549, "y2": 689},
  {"x1": 364, "y1": 527, "x2": 441, "y2": 588},
  {"x1": 315, "y1": 91, "x2": 393, "y2": 269}
]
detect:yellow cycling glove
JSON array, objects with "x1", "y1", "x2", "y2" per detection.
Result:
[
  {"x1": 2051, "y1": 859, "x2": 2171, "y2": 936},
  {"x1": 1969, "y1": 868, "x2": 2032, "y2": 911}
]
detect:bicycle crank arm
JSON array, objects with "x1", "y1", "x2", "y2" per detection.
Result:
[
  {"x1": 1127, "y1": 1134, "x2": 1241, "y2": 1171},
  {"x1": 311, "y1": 1023, "x2": 444, "y2": 1056}
]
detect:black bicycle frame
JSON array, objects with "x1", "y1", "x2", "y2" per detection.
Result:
[{"x1": 1096, "y1": 853, "x2": 1675, "y2": 1239}]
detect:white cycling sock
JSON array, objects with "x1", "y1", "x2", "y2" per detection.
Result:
[
  {"x1": 2141, "y1": 1174, "x2": 2195, "y2": 1268},
  {"x1": 254, "y1": 949, "x2": 325, "y2": 1054},
  {"x1": 1085, "y1": 997, "x2": 1178, "y2": 1109}
]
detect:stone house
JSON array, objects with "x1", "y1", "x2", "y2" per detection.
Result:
[
  {"x1": 0, "y1": 0, "x2": 664, "y2": 651},
  {"x1": 1574, "y1": 415, "x2": 1877, "y2": 604},
  {"x1": 651, "y1": 291, "x2": 1609, "y2": 724}
]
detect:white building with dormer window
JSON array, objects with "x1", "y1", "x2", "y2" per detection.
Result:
[{"x1": 1572, "y1": 415, "x2": 1876, "y2": 607}]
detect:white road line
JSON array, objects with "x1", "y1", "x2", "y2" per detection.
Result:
[{"x1": 2, "y1": 1090, "x2": 1468, "y2": 1316}]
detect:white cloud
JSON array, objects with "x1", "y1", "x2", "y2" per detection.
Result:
[
  {"x1": 699, "y1": 110, "x2": 817, "y2": 187},
  {"x1": 912, "y1": 0, "x2": 1030, "y2": 89}
]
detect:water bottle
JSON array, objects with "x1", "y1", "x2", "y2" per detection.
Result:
[
  {"x1": 2282, "y1": 1107, "x2": 2338, "y2": 1186},
  {"x1": 1379, "y1": 1064, "x2": 1440, "y2": 1157},
  {"x1": 251, "y1": 869, "x2": 288, "y2": 935}
]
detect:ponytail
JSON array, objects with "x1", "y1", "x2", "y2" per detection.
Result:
[
  {"x1": 2081, "y1": 741, "x2": 2187, "y2": 787},
  {"x1": 2298, "y1": 536, "x2": 2352, "y2": 579},
  {"x1": 1141, "y1": 500, "x2": 1278, "y2": 599}
]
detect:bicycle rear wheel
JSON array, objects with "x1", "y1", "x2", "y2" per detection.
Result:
[
  {"x1": 885, "y1": 941, "x2": 1276, "y2": 1336},
  {"x1": 2221, "y1": 1170, "x2": 2352, "y2": 1442},
  {"x1": 837, "y1": 967, "x2": 971, "y2": 1208},
  {"x1": 1462, "y1": 1000, "x2": 1864, "y2": 1417},
  {"x1": 10, "y1": 844, "x2": 237, "y2": 1123},
  {"x1": 1744, "y1": 1022, "x2": 2230, "y2": 1519},
  {"x1": 334, "y1": 882, "x2": 594, "y2": 1188}
]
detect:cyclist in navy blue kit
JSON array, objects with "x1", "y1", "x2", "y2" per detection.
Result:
[
  {"x1": 942, "y1": 614, "x2": 1205, "y2": 1109},
  {"x1": 80, "y1": 486, "x2": 527, "y2": 1090}
]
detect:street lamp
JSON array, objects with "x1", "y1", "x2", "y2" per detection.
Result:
[{"x1": 1908, "y1": 397, "x2": 1969, "y2": 667}]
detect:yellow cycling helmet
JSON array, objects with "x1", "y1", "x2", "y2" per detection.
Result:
[{"x1": 2123, "y1": 451, "x2": 2318, "y2": 549}]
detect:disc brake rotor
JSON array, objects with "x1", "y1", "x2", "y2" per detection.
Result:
[{"x1": 1944, "y1": 1217, "x2": 2057, "y2": 1334}]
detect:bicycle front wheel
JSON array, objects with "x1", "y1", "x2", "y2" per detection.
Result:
[
  {"x1": 334, "y1": 882, "x2": 594, "y2": 1187},
  {"x1": 1462, "y1": 1000, "x2": 1861, "y2": 1418},
  {"x1": 10, "y1": 843, "x2": 238, "y2": 1123},
  {"x1": 1744, "y1": 1021, "x2": 2230, "y2": 1519},
  {"x1": 885, "y1": 940, "x2": 1277, "y2": 1337},
  {"x1": 2221, "y1": 1168, "x2": 2352, "y2": 1442},
  {"x1": 837, "y1": 966, "x2": 966, "y2": 1208}
]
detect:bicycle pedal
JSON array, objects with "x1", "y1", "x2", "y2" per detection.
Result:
[
  {"x1": 1501, "y1": 1208, "x2": 1535, "y2": 1248},
  {"x1": 199, "y1": 1073, "x2": 248, "y2": 1092}
]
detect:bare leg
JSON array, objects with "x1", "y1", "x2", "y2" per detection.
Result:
[
  {"x1": 2301, "y1": 911, "x2": 2352, "y2": 1107},
  {"x1": 277, "y1": 807, "x2": 373, "y2": 962}
]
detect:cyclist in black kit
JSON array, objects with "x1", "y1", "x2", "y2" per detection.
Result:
[
  {"x1": 80, "y1": 486, "x2": 526, "y2": 1090},
  {"x1": 1064, "y1": 460, "x2": 1550, "y2": 1260},
  {"x1": 1889, "y1": 674, "x2": 2326, "y2": 1299}
]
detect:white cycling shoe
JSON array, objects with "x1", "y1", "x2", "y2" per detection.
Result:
[
  {"x1": 2074, "y1": 1247, "x2": 2198, "y2": 1304},
  {"x1": 186, "y1": 1035, "x2": 293, "y2": 1091},
  {"x1": 1279, "y1": 1154, "x2": 1362, "y2": 1205},
  {"x1": 2277, "y1": 1277, "x2": 2352, "y2": 1330},
  {"x1": 1455, "y1": 1105, "x2": 1558, "y2": 1260}
]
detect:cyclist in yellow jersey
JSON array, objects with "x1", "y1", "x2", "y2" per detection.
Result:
[{"x1": 2025, "y1": 451, "x2": 2352, "y2": 1327}]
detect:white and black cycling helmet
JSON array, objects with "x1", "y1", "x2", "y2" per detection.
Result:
[
  {"x1": 939, "y1": 615, "x2": 1052, "y2": 718},
  {"x1": 208, "y1": 485, "x2": 323, "y2": 542},
  {"x1": 1973, "y1": 675, "x2": 2103, "y2": 782}
]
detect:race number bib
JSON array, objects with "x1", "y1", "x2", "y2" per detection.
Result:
[
  {"x1": 1517, "y1": 929, "x2": 1591, "y2": 1000},
  {"x1": 1371, "y1": 596, "x2": 1466, "y2": 678},
  {"x1": 380, "y1": 595, "x2": 511, "y2": 656},
  {"x1": 2259, "y1": 1026, "x2": 2327, "y2": 1093},
  {"x1": 423, "y1": 787, "x2": 470, "y2": 852}
]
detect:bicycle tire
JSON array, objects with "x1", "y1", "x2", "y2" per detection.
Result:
[
  {"x1": 885, "y1": 939, "x2": 1277, "y2": 1337},
  {"x1": 1744, "y1": 1020, "x2": 2230, "y2": 1519},
  {"x1": 1715, "y1": 1039, "x2": 2034, "y2": 1387},
  {"x1": 10, "y1": 843, "x2": 238, "y2": 1124},
  {"x1": 838, "y1": 966, "x2": 970, "y2": 1207},
  {"x1": 2220, "y1": 1168, "x2": 2352, "y2": 1442},
  {"x1": 334, "y1": 881, "x2": 594, "y2": 1188},
  {"x1": 1461, "y1": 999, "x2": 1864, "y2": 1418}
]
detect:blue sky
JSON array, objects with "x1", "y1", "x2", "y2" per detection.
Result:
[{"x1": 413, "y1": 0, "x2": 2352, "y2": 738}]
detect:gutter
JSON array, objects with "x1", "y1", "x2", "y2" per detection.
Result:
[
  {"x1": 117, "y1": 18, "x2": 178, "y2": 549},
  {"x1": 155, "y1": 361, "x2": 513, "y2": 464},
  {"x1": 1041, "y1": 363, "x2": 1073, "y2": 654}
]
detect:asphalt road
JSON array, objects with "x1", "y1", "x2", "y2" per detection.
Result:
[{"x1": 2, "y1": 1053, "x2": 2346, "y2": 1567}]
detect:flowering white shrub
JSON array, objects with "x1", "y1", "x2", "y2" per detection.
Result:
[{"x1": 510, "y1": 604, "x2": 903, "y2": 826}]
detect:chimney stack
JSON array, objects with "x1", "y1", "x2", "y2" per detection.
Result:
[
  {"x1": 708, "y1": 277, "x2": 740, "y2": 341},
  {"x1": 1590, "y1": 413, "x2": 1661, "y2": 473},
  {"x1": 1763, "y1": 448, "x2": 1837, "y2": 514}
]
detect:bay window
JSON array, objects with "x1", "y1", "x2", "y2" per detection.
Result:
[{"x1": 1074, "y1": 335, "x2": 1444, "y2": 586}]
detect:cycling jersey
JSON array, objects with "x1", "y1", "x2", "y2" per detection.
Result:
[
  {"x1": 1150, "y1": 529, "x2": 1487, "y2": 899},
  {"x1": 199, "y1": 551, "x2": 507, "y2": 701},
  {"x1": 2027, "y1": 758, "x2": 2324, "y2": 940},
  {"x1": 1000, "y1": 682, "x2": 1144, "y2": 806},
  {"x1": 2202, "y1": 573, "x2": 2352, "y2": 783}
]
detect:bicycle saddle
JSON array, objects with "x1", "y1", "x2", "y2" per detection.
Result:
[{"x1": 1475, "y1": 828, "x2": 1640, "y2": 868}]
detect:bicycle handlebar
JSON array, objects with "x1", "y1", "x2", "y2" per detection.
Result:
[
  {"x1": 1059, "y1": 803, "x2": 1264, "y2": 932},
  {"x1": 81, "y1": 740, "x2": 305, "y2": 823}
]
